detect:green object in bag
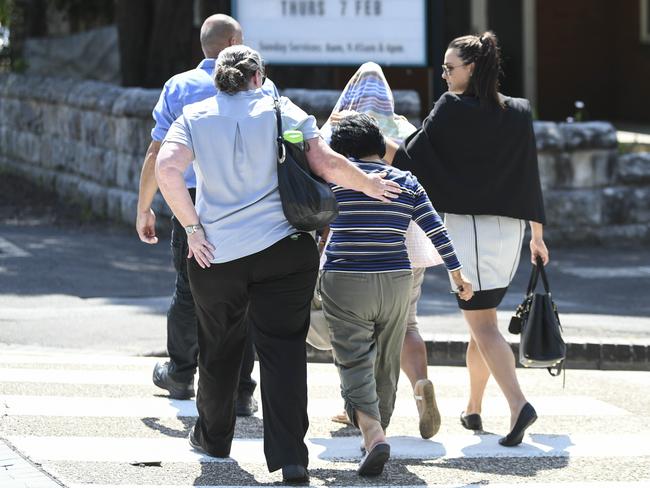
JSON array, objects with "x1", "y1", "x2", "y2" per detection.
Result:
[{"x1": 283, "y1": 130, "x2": 304, "y2": 145}]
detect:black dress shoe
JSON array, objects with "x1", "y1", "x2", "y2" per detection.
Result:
[
  {"x1": 188, "y1": 425, "x2": 229, "y2": 459},
  {"x1": 152, "y1": 361, "x2": 195, "y2": 400},
  {"x1": 499, "y1": 402, "x2": 537, "y2": 447},
  {"x1": 282, "y1": 464, "x2": 309, "y2": 484},
  {"x1": 188, "y1": 426, "x2": 207, "y2": 455},
  {"x1": 460, "y1": 412, "x2": 483, "y2": 431},
  {"x1": 235, "y1": 393, "x2": 259, "y2": 417},
  {"x1": 358, "y1": 442, "x2": 390, "y2": 476}
]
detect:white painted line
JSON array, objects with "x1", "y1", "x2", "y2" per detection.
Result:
[
  {"x1": 0, "y1": 354, "x2": 160, "y2": 367},
  {"x1": 66, "y1": 483, "x2": 650, "y2": 488},
  {"x1": 0, "y1": 237, "x2": 30, "y2": 258},
  {"x1": 0, "y1": 356, "x2": 472, "y2": 387},
  {"x1": 0, "y1": 368, "x2": 157, "y2": 385},
  {"x1": 0, "y1": 365, "x2": 484, "y2": 388},
  {"x1": 0, "y1": 395, "x2": 198, "y2": 418},
  {"x1": 562, "y1": 265, "x2": 650, "y2": 279},
  {"x1": 0, "y1": 394, "x2": 629, "y2": 418},
  {"x1": 9, "y1": 433, "x2": 650, "y2": 464}
]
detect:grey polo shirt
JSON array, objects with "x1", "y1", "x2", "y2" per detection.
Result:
[{"x1": 163, "y1": 88, "x2": 320, "y2": 263}]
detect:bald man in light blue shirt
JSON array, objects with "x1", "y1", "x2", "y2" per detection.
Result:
[{"x1": 135, "y1": 14, "x2": 272, "y2": 414}]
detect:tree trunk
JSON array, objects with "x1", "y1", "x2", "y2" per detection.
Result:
[
  {"x1": 144, "y1": 0, "x2": 193, "y2": 87},
  {"x1": 197, "y1": 0, "x2": 231, "y2": 20},
  {"x1": 116, "y1": 0, "x2": 230, "y2": 88}
]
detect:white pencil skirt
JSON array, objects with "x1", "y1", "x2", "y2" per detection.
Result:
[{"x1": 444, "y1": 213, "x2": 526, "y2": 310}]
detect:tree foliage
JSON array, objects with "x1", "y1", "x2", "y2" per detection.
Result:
[{"x1": 0, "y1": 0, "x2": 12, "y2": 27}]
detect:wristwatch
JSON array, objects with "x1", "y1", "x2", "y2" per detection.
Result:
[{"x1": 184, "y1": 224, "x2": 203, "y2": 235}]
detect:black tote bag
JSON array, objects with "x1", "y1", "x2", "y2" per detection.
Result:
[
  {"x1": 273, "y1": 99, "x2": 339, "y2": 232},
  {"x1": 509, "y1": 257, "x2": 566, "y2": 376}
]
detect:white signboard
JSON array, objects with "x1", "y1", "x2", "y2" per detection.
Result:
[{"x1": 233, "y1": 0, "x2": 428, "y2": 66}]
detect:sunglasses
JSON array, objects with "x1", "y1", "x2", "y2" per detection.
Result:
[{"x1": 441, "y1": 62, "x2": 469, "y2": 75}]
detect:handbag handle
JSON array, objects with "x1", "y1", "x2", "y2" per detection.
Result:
[
  {"x1": 527, "y1": 256, "x2": 550, "y2": 295},
  {"x1": 272, "y1": 98, "x2": 286, "y2": 163}
]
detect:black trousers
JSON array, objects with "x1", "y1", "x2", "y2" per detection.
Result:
[
  {"x1": 166, "y1": 189, "x2": 255, "y2": 396},
  {"x1": 188, "y1": 232, "x2": 318, "y2": 472}
]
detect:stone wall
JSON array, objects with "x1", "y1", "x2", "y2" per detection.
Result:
[
  {"x1": 0, "y1": 73, "x2": 158, "y2": 225},
  {"x1": 537, "y1": 123, "x2": 650, "y2": 243},
  {"x1": 1, "y1": 73, "x2": 648, "y2": 244}
]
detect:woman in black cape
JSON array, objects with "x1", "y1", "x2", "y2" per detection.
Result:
[{"x1": 395, "y1": 31, "x2": 549, "y2": 446}]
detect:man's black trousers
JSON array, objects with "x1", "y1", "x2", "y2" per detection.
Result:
[{"x1": 188, "y1": 232, "x2": 318, "y2": 472}]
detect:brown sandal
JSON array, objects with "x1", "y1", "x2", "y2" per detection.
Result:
[
  {"x1": 414, "y1": 379, "x2": 441, "y2": 439},
  {"x1": 331, "y1": 412, "x2": 353, "y2": 426}
]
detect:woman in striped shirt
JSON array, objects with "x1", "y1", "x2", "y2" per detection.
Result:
[{"x1": 320, "y1": 113, "x2": 473, "y2": 476}]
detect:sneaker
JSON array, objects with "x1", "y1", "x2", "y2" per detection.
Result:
[
  {"x1": 281, "y1": 464, "x2": 309, "y2": 484},
  {"x1": 414, "y1": 379, "x2": 441, "y2": 439},
  {"x1": 235, "y1": 393, "x2": 259, "y2": 417},
  {"x1": 152, "y1": 361, "x2": 195, "y2": 400}
]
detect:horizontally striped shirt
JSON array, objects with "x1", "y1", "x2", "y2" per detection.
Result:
[{"x1": 323, "y1": 159, "x2": 462, "y2": 273}]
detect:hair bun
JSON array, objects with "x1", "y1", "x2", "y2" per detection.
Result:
[
  {"x1": 214, "y1": 45, "x2": 264, "y2": 94},
  {"x1": 215, "y1": 65, "x2": 246, "y2": 94}
]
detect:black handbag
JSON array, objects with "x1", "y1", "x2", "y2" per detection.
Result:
[
  {"x1": 509, "y1": 257, "x2": 566, "y2": 376},
  {"x1": 273, "y1": 99, "x2": 339, "y2": 231}
]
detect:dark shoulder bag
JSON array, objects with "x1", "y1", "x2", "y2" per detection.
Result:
[
  {"x1": 273, "y1": 99, "x2": 339, "y2": 231},
  {"x1": 509, "y1": 257, "x2": 566, "y2": 377}
]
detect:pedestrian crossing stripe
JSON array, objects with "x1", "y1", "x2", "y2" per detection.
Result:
[
  {"x1": 8, "y1": 433, "x2": 650, "y2": 464},
  {"x1": 0, "y1": 367, "x2": 159, "y2": 385},
  {"x1": 64, "y1": 483, "x2": 650, "y2": 488},
  {"x1": 0, "y1": 353, "x2": 158, "y2": 366},
  {"x1": 2, "y1": 352, "x2": 648, "y2": 486},
  {"x1": 0, "y1": 394, "x2": 630, "y2": 418}
]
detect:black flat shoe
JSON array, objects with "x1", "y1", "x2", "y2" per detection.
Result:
[
  {"x1": 188, "y1": 426, "x2": 204, "y2": 453},
  {"x1": 460, "y1": 412, "x2": 483, "y2": 431},
  {"x1": 282, "y1": 464, "x2": 309, "y2": 484},
  {"x1": 358, "y1": 442, "x2": 390, "y2": 476},
  {"x1": 499, "y1": 402, "x2": 537, "y2": 447}
]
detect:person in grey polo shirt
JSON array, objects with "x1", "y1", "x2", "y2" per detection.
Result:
[{"x1": 155, "y1": 45, "x2": 401, "y2": 483}]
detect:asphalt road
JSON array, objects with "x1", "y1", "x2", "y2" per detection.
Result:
[
  {"x1": 2, "y1": 174, "x2": 650, "y2": 487},
  {"x1": 1, "y1": 350, "x2": 650, "y2": 487},
  {"x1": 1, "y1": 218, "x2": 650, "y2": 353},
  {"x1": 1, "y1": 169, "x2": 649, "y2": 354}
]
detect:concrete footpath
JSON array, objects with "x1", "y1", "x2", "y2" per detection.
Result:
[{"x1": 1, "y1": 217, "x2": 649, "y2": 371}]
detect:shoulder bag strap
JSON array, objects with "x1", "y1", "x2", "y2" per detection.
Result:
[{"x1": 273, "y1": 98, "x2": 286, "y2": 163}]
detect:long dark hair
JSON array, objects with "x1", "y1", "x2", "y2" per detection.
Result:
[{"x1": 448, "y1": 31, "x2": 504, "y2": 108}]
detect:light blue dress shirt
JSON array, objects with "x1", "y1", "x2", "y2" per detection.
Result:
[
  {"x1": 151, "y1": 58, "x2": 279, "y2": 188},
  {"x1": 163, "y1": 90, "x2": 320, "y2": 263}
]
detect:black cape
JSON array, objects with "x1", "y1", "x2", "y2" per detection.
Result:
[{"x1": 394, "y1": 92, "x2": 546, "y2": 224}]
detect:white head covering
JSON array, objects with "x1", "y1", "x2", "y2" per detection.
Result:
[{"x1": 321, "y1": 62, "x2": 416, "y2": 144}]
